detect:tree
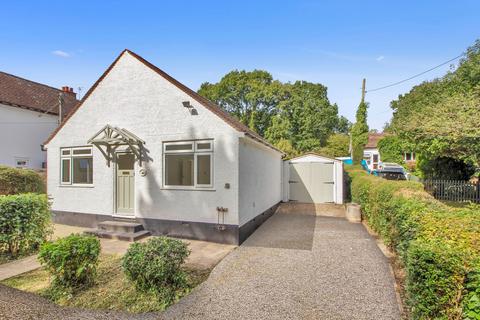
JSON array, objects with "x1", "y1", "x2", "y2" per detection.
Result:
[
  {"x1": 350, "y1": 101, "x2": 369, "y2": 164},
  {"x1": 198, "y1": 70, "x2": 282, "y2": 136},
  {"x1": 315, "y1": 133, "x2": 350, "y2": 158},
  {"x1": 386, "y1": 39, "x2": 480, "y2": 176},
  {"x1": 265, "y1": 81, "x2": 343, "y2": 152},
  {"x1": 199, "y1": 72, "x2": 347, "y2": 154}
]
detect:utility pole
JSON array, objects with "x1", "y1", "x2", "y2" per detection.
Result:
[
  {"x1": 361, "y1": 78, "x2": 366, "y2": 103},
  {"x1": 58, "y1": 92, "x2": 64, "y2": 124}
]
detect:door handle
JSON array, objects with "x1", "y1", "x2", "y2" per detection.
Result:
[
  {"x1": 289, "y1": 181, "x2": 299, "y2": 183},
  {"x1": 324, "y1": 182, "x2": 335, "y2": 184}
]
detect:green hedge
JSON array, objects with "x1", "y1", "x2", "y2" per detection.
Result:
[
  {"x1": 347, "y1": 166, "x2": 480, "y2": 319},
  {"x1": 39, "y1": 234, "x2": 100, "y2": 291},
  {"x1": 0, "y1": 165, "x2": 45, "y2": 195},
  {"x1": 0, "y1": 193, "x2": 51, "y2": 256}
]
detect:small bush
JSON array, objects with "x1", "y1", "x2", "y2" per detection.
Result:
[
  {"x1": 122, "y1": 237, "x2": 190, "y2": 302},
  {"x1": 346, "y1": 166, "x2": 480, "y2": 319},
  {"x1": 0, "y1": 193, "x2": 51, "y2": 256},
  {"x1": 38, "y1": 234, "x2": 100, "y2": 291},
  {"x1": 0, "y1": 165, "x2": 45, "y2": 195}
]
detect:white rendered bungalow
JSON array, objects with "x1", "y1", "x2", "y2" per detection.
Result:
[{"x1": 45, "y1": 50, "x2": 284, "y2": 245}]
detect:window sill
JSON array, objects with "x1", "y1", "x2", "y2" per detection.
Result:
[{"x1": 58, "y1": 184, "x2": 95, "y2": 188}]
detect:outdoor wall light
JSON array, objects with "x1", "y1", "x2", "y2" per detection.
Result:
[{"x1": 182, "y1": 101, "x2": 197, "y2": 115}]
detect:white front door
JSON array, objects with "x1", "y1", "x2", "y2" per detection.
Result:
[{"x1": 116, "y1": 152, "x2": 135, "y2": 215}]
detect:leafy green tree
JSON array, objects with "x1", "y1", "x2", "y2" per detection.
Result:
[
  {"x1": 198, "y1": 70, "x2": 282, "y2": 136},
  {"x1": 316, "y1": 133, "x2": 350, "y2": 158},
  {"x1": 335, "y1": 116, "x2": 351, "y2": 134},
  {"x1": 274, "y1": 139, "x2": 299, "y2": 159},
  {"x1": 386, "y1": 40, "x2": 480, "y2": 176},
  {"x1": 265, "y1": 81, "x2": 342, "y2": 152},
  {"x1": 350, "y1": 101, "x2": 369, "y2": 164},
  {"x1": 199, "y1": 71, "x2": 347, "y2": 154},
  {"x1": 377, "y1": 135, "x2": 407, "y2": 164}
]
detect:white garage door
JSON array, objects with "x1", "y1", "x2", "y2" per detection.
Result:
[{"x1": 289, "y1": 162, "x2": 335, "y2": 203}]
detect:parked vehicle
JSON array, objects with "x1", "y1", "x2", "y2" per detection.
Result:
[{"x1": 362, "y1": 160, "x2": 407, "y2": 180}]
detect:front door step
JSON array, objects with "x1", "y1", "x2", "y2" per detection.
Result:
[{"x1": 85, "y1": 220, "x2": 150, "y2": 242}]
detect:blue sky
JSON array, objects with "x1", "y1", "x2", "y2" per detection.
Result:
[{"x1": 1, "y1": 1, "x2": 478, "y2": 129}]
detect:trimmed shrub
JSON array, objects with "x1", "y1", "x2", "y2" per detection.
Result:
[
  {"x1": 0, "y1": 165, "x2": 45, "y2": 195},
  {"x1": 0, "y1": 193, "x2": 51, "y2": 256},
  {"x1": 347, "y1": 166, "x2": 480, "y2": 319},
  {"x1": 38, "y1": 234, "x2": 100, "y2": 290},
  {"x1": 122, "y1": 237, "x2": 190, "y2": 302}
]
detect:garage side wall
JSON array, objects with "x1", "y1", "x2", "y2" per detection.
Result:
[{"x1": 238, "y1": 137, "x2": 282, "y2": 227}]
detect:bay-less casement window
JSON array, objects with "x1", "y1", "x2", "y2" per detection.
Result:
[
  {"x1": 60, "y1": 147, "x2": 93, "y2": 185},
  {"x1": 163, "y1": 140, "x2": 213, "y2": 189}
]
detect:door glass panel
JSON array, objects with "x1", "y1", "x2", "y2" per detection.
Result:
[
  {"x1": 117, "y1": 153, "x2": 134, "y2": 170},
  {"x1": 165, "y1": 154, "x2": 194, "y2": 186},
  {"x1": 197, "y1": 154, "x2": 211, "y2": 185}
]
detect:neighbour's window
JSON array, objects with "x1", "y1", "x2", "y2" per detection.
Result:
[
  {"x1": 15, "y1": 157, "x2": 29, "y2": 168},
  {"x1": 363, "y1": 153, "x2": 371, "y2": 165},
  {"x1": 404, "y1": 152, "x2": 415, "y2": 161},
  {"x1": 163, "y1": 140, "x2": 213, "y2": 188},
  {"x1": 60, "y1": 147, "x2": 93, "y2": 185}
]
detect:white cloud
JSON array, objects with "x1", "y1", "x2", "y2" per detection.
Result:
[
  {"x1": 52, "y1": 50, "x2": 70, "y2": 58},
  {"x1": 376, "y1": 55, "x2": 385, "y2": 62}
]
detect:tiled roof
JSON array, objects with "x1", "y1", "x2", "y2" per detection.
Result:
[
  {"x1": 0, "y1": 71, "x2": 78, "y2": 115},
  {"x1": 45, "y1": 49, "x2": 283, "y2": 154},
  {"x1": 365, "y1": 133, "x2": 386, "y2": 148}
]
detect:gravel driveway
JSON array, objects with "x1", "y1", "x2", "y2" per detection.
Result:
[
  {"x1": 0, "y1": 209, "x2": 401, "y2": 320},
  {"x1": 162, "y1": 211, "x2": 401, "y2": 320}
]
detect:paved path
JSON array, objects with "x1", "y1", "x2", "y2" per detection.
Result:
[{"x1": 162, "y1": 212, "x2": 401, "y2": 320}]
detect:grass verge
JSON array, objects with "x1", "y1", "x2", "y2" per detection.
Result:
[{"x1": 1, "y1": 254, "x2": 210, "y2": 313}]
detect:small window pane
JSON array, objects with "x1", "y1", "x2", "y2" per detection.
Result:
[
  {"x1": 165, "y1": 143, "x2": 193, "y2": 151},
  {"x1": 196, "y1": 142, "x2": 211, "y2": 150},
  {"x1": 165, "y1": 154, "x2": 194, "y2": 186},
  {"x1": 73, "y1": 148, "x2": 91, "y2": 155},
  {"x1": 73, "y1": 157, "x2": 93, "y2": 184},
  {"x1": 61, "y1": 149, "x2": 71, "y2": 156},
  {"x1": 197, "y1": 155, "x2": 211, "y2": 185},
  {"x1": 61, "y1": 159, "x2": 70, "y2": 183}
]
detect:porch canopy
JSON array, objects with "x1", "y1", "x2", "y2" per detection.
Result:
[{"x1": 87, "y1": 124, "x2": 145, "y2": 166}]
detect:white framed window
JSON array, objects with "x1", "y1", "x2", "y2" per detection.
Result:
[
  {"x1": 15, "y1": 157, "x2": 29, "y2": 168},
  {"x1": 404, "y1": 152, "x2": 416, "y2": 161},
  {"x1": 60, "y1": 147, "x2": 93, "y2": 185},
  {"x1": 163, "y1": 140, "x2": 213, "y2": 189}
]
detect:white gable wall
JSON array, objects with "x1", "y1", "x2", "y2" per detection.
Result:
[
  {"x1": 47, "y1": 52, "x2": 241, "y2": 225},
  {"x1": 0, "y1": 104, "x2": 57, "y2": 169},
  {"x1": 238, "y1": 137, "x2": 282, "y2": 226}
]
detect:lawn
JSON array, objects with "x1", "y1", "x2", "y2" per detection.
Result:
[{"x1": 1, "y1": 254, "x2": 210, "y2": 313}]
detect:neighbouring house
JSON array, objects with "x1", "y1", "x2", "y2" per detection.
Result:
[
  {"x1": 363, "y1": 132, "x2": 417, "y2": 171},
  {"x1": 363, "y1": 133, "x2": 384, "y2": 171},
  {"x1": 44, "y1": 49, "x2": 285, "y2": 245},
  {"x1": 0, "y1": 71, "x2": 78, "y2": 169}
]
